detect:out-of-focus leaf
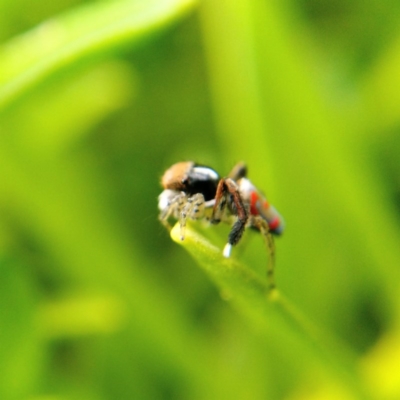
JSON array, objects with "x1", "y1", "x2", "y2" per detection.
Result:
[
  {"x1": 4, "y1": 61, "x2": 136, "y2": 156},
  {"x1": 359, "y1": 33, "x2": 400, "y2": 135},
  {"x1": 200, "y1": 0, "x2": 400, "y2": 343},
  {"x1": 0, "y1": 257, "x2": 43, "y2": 399},
  {"x1": 37, "y1": 294, "x2": 127, "y2": 339},
  {"x1": 361, "y1": 329, "x2": 400, "y2": 400},
  {"x1": 0, "y1": 0, "x2": 197, "y2": 109}
]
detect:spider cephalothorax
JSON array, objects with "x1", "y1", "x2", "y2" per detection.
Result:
[{"x1": 158, "y1": 161, "x2": 284, "y2": 288}]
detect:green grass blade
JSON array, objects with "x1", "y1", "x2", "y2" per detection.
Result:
[
  {"x1": 0, "y1": 0, "x2": 197, "y2": 110},
  {"x1": 171, "y1": 223, "x2": 374, "y2": 400}
]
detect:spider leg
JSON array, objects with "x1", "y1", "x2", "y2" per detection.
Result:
[
  {"x1": 179, "y1": 193, "x2": 205, "y2": 240},
  {"x1": 159, "y1": 190, "x2": 207, "y2": 240},
  {"x1": 249, "y1": 215, "x2": 276, "y2": 290},
  {"x1": 204, "y1": 199, "x2": 216, "y2": 208},
  {"x1": 158, "y1": 191, "x2": 185, "y2": 230},
  {"x1": 210, "y1": 178, "x2": 227, "y2": 224},
  {"x1": 228, "y1": 162, "x2": 247, "y2": 180},
  {"x1": 212, "y1": 178, "x2": 249, "y2": 258}
]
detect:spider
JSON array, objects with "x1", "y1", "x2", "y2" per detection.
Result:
[{"x1": 158, "y1": 161, "x2": 284, "y2": 288}]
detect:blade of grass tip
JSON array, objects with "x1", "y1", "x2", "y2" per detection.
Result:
[
  {"x1": 0, "y1": 0, "x2": 198, "y2": 110},
  {"x1": 170, "y1": 223, "x2": 374, "y2": 400}
]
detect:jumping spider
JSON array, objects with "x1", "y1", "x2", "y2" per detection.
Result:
[{"x1": 158, "y1": 161, "x2": 284, "y2": 288}]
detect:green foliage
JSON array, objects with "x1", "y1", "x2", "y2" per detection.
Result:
[{"x1": 1, "y1": 0, "x2": 400, "y2": 399}]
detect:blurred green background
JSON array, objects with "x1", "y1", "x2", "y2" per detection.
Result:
[{"x1": 1, "y1": 0, "x2": 400, "y2": 399}]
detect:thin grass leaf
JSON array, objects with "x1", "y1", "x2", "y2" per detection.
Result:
[
  {"x1": 171, "y1": 222, "x2": 375, "y2": 400},
  {"x1": 0, "y1": 0, "x2": 197, "y2": 110}
]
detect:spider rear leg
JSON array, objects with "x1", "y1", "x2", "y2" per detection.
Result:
[
  {"x1": 228, "y1": 162, "x2": 247, "y2": 180},
  {"x1": 211, "y1": 178, "x2": 249, "y2": 258},
  {"x1": 250, "y1": 215, "x2": 276, "y2": 290}
]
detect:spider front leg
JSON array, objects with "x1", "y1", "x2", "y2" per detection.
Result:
[
  {"x1": 211, "y1": 178, "x2": 249, "y2": 258},
  {"x1": 178, "y1": 193, "x2": 206, "y2": 240},
  {"x1": 249, "y1": 215, "x2": 276, "y2": 290},
  {"x1": 158, "y1": 191, "x2": 206, "y2": 239},
  {"x1": 158, "y1": 190, "x2": 186, "y2": 230}
]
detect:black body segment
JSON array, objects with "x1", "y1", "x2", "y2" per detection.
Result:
[{"x1": 184, "y1": 165, "x2": 219, "y2": 201}]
